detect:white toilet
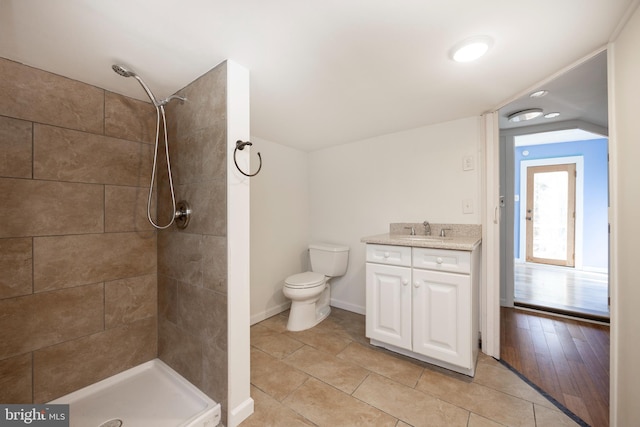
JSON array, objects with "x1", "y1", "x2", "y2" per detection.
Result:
[{"x1": 283, "y1": 242, "x2": 350, "y2": 332}]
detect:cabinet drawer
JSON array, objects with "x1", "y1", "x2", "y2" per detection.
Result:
[
  {"x1": 412, "y1": 247, "x2": 470, "y2": 274},
  {"x1": 366, "y1": 244, "x2": 411, "y2": 267}
]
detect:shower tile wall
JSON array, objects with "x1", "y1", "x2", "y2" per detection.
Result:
[
  {"x1": 157, "y1": 62, "x2": 229, "y2": 419},
  {"x1": 0, "y1": 57, "x2": 158, "y2": 403}
]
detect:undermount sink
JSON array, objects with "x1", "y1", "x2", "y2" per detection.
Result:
[{"x1": 395, "y1": 235, "x2": 443, "y2": 241}]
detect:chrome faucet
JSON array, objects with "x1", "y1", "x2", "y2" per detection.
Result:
[
  {"x1": 404, "y1": 226, "x2": 416, "y2": 235},
  {"x1": 423, "y1": 221, "x2": 431, "y2": 235}
]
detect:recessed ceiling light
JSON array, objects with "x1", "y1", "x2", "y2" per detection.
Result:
[
  {"x1": 530, "y1": 90, "x2": 548, "y2": 98},
  {"x1": 544, "y1": 112, "x2": 560, "y2": 119},
  {"x1": 450, "y1": 36, "x2": 493, "y2": 62},
  {"x1": 507, "y1": 108, "x2": 544, "y2": 122}
]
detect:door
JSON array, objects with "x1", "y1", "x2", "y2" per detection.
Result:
[
  {"x1": 412, "y1": 269, "x2": 471, "y2": 368},
  {"x1": 525, "y1": 163, "x2": 576, "y2": 267},
  {"x1": 365, "y1": 263, "x2": 412, "y2": 350}
]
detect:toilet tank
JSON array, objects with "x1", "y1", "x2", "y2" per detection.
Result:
[{"x1": 309, "y1": 242, "x2": 350, "y2": 277}]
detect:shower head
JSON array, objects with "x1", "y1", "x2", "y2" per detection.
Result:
[
  {"x1": 112, "y1": 64, "x2": 136, "y2": 78},
  {"x1": 111, "y1": 64, "x2": 160, "y2": 106}
]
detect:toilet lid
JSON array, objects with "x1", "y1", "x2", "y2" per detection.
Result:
[{"x1": 285, "y1": 272, "x2": 325, "y2": 289}]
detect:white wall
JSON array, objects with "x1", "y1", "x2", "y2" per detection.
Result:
[
  {"x1": 308, "y1": 117, "x2": 482, "y2": 313},
  {"x1": 249, "y1": 136, "x2": 309, "y2": 324},
  {"x1": 610, "y1": 4, "x2": 640, "y2": 425}
]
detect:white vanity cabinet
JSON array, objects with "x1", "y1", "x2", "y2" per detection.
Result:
[{"x1": 365, "y1": 243, "x2": 481, "y2": 376}]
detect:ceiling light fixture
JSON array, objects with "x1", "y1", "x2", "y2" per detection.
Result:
[
  {"x1": 507, "y1": 108, "x2": 543, "y2": 122},
  {"x1": 450, "y1": 36, "x2": 493, "y2": 62},
  {"x1": 529, "y1": 90, "x2": 548, "y2": 98},
  {"x1": 544, "y1": 112, "x2": 560, "y2": 119}
]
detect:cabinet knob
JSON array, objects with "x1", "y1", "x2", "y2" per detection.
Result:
[
  {"x1": 383, "y1": 252, "x2": 390, "y2": 258},
  {"x1": 414, "y1": 281, "x2": 420, "y2": 288},
  {"x1": 402, "y1": 279, "x2": 409, "y2": 286},
  {"x1": 436, "y1": 257, "x2": 443, "y2": 264}
]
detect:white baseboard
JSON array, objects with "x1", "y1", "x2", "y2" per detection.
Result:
[
  {"x1": 228, "y1": 396, "x2": 254, "y2": 427},
  {"x1": 250, "y1": 301, "x2": 290, "y2": 325},
  {"x1": 330, "y1": 298, "x2": 365, "y2": 315}
]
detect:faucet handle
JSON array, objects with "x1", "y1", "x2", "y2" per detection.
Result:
[{"x1": 422, "y1": 221, "x2": 431, "y2": 235}]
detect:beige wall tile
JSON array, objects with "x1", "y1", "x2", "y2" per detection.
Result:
[
  {"x1": 177, "y1": 281, "x2": 226, "y2": 342},
  {"x1": 174, "y1": 181, "x2": 227, "y2": 236},
  {"x1": 0, "y1": 353, "x2": 32, "y2": 403},
  {"x1": 202, "y1": 334, "x2": 228, "y2": 413},
  {"x1": 34, "y1": 124, "x2": 152, "y2": 186},
  {"x1": 105, "y1": 185, "x2": 154, "y2": 232},
  {"x1": 0, "y1": 238, "x2": 32, "y2": 299},
  {"x1": 0, "y1": 284, "x2": 104, "y2": 360},
  {"x1": 104, "y1": 91, "x2": 156, "y2": 144},
  {"x1": 34, "y1": 232, "x2": 156, "y2": 292},
  {"x1": 166, "y1": 62, "x2": 226, "y2": 138},
  {"x1": 203, "y1": 235, "x2": 227, "y2": 294},
  {"x1": 353, "y1": 373, "x2": 469, "y2": 427},
  {"x1": 158, "y1": 318, "x2": 202, "y2": 388},
  {"x1": 0, "y1": 58, "x2": 103, "y2": 134},
  {"x1": 105, "y1": 274, "x2": 157, "y2": 329},
  {"x1": 158, "y1": 231, "x2": 203, "y2": 285},
  {"x1": 0, "y1": 178, "x2": 104, "y2": 238},
  {"x1": 169, "y1": 127, "x2": 227, "y2": 185},
  {"x1": 158, "y1": 274, "x2": 178, "y2": 324},
  {"x1": 33, "y1": 317, "x2": 157, "y2": 403},
  {"x1": 0, "y1": 116, "x2": 32, "y2": 179},
  {"x1": 284, "y1": 377, "x2": 397, "y2": 426}
]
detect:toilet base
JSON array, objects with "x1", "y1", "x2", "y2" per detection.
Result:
[{"x1": 286, "y1": 284, "x2": 331, "y2": 332}]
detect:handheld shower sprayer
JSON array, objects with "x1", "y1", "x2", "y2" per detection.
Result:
[{"x1": 111, "y1": 63, "x2": 190, "y2": 229}]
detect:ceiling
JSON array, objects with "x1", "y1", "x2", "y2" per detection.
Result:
[{"x1": 0, "y1": 0, "x2": 635, "y2": 151}]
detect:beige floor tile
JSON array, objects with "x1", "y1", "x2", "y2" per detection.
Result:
[
  {"x1": 285, "y1": 322, "x2": 352, "y2": 355},
  {"x1": 258, "y1": 313, "x2": 289, "y2": 333},
  {"x1": 395, "y1": 421, "x2": 412, "y2": 427},
  {"x1": 251, "y1": 323, "x2": 304, "y2": 359},
  {"x1": 353, "y1": 373, "x2": 469, "y2": 427},
  {"x1": 240, "y1": 386, "x2": 316, "y2": 426},
  {"x1": 416, "y1": 368, "x2": 536, "y2": 427},
  {"x1": 474, "y1": 353, "x2": 554, "y2": 409},
  {"x1": 533, "y1": 404, "x2": 581, "y2": 427},
  {"x1": 337, "y1": 342, "x2": 424, "y2": 387},
  {"x1": 284, "y1": 345, "x2": 369, "y2": 394},
  {"x1": 467, "y1": 413, "x2": 505, "y2": 427},
  {"x1": 251, "y1": 348, "x2": 309, "y2": 401},
  {"x1": 284, "y1": 377, "x2": 397, "y2": 427}
]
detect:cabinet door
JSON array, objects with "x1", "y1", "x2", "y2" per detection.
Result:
[
  {"x1": 412, "y1": 269, "x2": 471, "y2": 368},
  {"x1": 366, "y1": 263, "x2": 412, "y2": 350}
]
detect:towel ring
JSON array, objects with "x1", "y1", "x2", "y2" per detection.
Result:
[{"x1": 234, "y1": 140, "x2": 262, "y2": 177}]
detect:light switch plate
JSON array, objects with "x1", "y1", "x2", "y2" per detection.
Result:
[
  {"x1": 463, "y1": 199, "x2": 473, "y2": 214},
  {"x1": 463, "y1": 155, "x2": 474, "y2": 171}
]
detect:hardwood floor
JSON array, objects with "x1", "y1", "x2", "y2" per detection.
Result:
[
  {"x1": 514, "y1": 262, "x2": 609, "y2": 320},
  {"x1": 501, "y1": 306, "x2": 610, "y2": 427}
]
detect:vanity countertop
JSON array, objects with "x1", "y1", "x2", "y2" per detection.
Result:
[{"x1": 360, "y1": 233, "x2": 481, "y2": 251}]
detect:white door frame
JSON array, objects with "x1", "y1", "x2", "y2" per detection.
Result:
[{"x1": 519, "y1": 156, "x2": 584, "y2": 269}]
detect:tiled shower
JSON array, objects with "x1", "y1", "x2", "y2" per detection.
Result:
[{"x1": 0, "y1": 57, "x2": 231, "y2": 420}]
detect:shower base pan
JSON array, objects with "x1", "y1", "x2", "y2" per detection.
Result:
[{"x1": 50, "y1": 359, "x2": 221, "y2": 427}]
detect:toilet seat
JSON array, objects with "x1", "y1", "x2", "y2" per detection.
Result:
[{"x1": 284, "y1": 272, "x2": 325, "y2": 289}]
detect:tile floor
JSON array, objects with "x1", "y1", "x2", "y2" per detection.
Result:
[{"x1": 242, "y1": 308, "x2": 579, "y2": 427}]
